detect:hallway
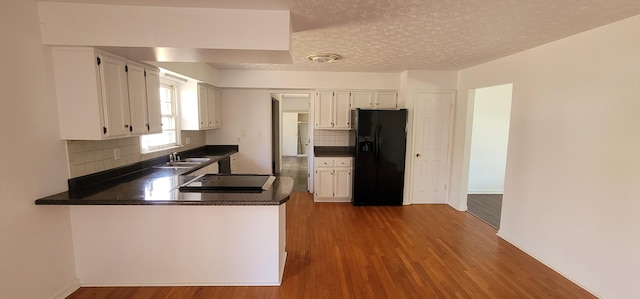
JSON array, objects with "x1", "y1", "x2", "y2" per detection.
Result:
[{"x1": 280, "y1": 156, "x2": 308, "y2": 192}]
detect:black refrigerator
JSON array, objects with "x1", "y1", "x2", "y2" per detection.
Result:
[{"x1": 353, "y1": 109, "x2": 407, "y2": 206}]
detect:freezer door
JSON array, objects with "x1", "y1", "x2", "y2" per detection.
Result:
[{"x1": 374, "y1": 110, "x2": 407, "y2": 205}]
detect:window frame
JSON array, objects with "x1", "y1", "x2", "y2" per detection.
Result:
[{"x1": 140, "y1": 77, "x2": 181, "y2": 153}]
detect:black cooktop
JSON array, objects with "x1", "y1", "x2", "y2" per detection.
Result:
[{"x1": 178, "y1": 174, "x2": 276, "y2": 193}]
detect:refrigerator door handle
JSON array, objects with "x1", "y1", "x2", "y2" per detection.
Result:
[{"x1": 375, "y1": 124, "x2": 381, "y2": 162}]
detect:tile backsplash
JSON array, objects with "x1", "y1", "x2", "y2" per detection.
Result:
[
  {"x1": 66, "y1": 130, "x2": 206, "y2": 178},
  {"x1": 314, "y1": 129, "x2": 355, "y2": 146}
]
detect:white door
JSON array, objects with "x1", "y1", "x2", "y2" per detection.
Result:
[
  {"x1": 411, "y1": 92, "x2": 454, "y2": 204},
  {"x1": 282, "y1": 112, "x2": 298, "y2": 156}
]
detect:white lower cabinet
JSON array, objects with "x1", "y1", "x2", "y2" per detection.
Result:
[
  {"x1": 230, "y1": 153, "x2": 239, "y2": 173},
  {"x1": 314, "y1": 157, "x2": 353, "y2": 202}
]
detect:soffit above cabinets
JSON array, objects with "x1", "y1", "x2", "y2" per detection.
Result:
[{"x1": 38, "y1": 0, "x2": 640, "y2": 72}]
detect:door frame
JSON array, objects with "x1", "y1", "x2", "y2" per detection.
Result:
[
  {"x1": 407, "y1": 89, "x2": 456, "y2": 205},
  {"x1": 269, "y1": 89, "x2": 315, "y2": 192}
]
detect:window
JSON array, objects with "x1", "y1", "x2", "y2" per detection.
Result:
[{"x1": 140, "y1": 81, "x2": 180, "y2": 152}]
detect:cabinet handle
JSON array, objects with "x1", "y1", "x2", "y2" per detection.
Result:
[
  {"x1": 124, "y1": 124, "x2": 129, "y2": 128},
  {"x1": 416, "y1": 153, "x2": 421, "y2": 157}
]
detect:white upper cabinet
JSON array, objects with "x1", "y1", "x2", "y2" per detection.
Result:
[
  {"x1": 351, "y1": 90, "x2": 398, "y2": 110},
  {"x1": 374, "y1": 91, "x2": 398, "y2": 109},
  {"x1": 334, "y1": 91, "x2": 351, "y2": 129},
  {"x1": 315, "y1": 91, "x2": 334, "y2": 128},
  {"x1": 184, "y1": 83, "x2": 222, "y2": 130},
  {"x1": 99, "y1": 53, "x2": 131, "y2": 138},
  {"x1": 314, "y1": 91, "x2": 351, "y2": 130},
  {"x1": 126, "y1": 62, "x2": 148, "y2": 135},
  {"x1": 351, "y1": 91, "x2": 375, "y2": 109},
  {"x1": 51, "y1": 47, "x2": 161, "y2": 140},
  {"x1": 144, "y1": 68, "x2": 162, "y2": 134}
]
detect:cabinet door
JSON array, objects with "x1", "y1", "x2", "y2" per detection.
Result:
[
  {"x1": 315, "y1": 168, "x2": 334, "y2": 198},
  {"x1": 99, "y1": 54, "x2": 130, "y2": 138},
  {"x1": 334, "y1": 167, "x2": 352, "y2": 198},
  {"x1": 315, "y1": 91, "x2": 334, "y2": 128},
  {"x1": 197, "y1": 85, "x2": 209, "y2": 129},
  {"x1": 351, "y1": 91, "x2": 374, "y2": 109},
  {"x1": 206, "y1": 87, "x2": 217, "y2": 128},
  {"x1": 375, "y1": 91, "x2": 397, "y2": 109},
  {"x1": 211, "y1": 88, "x2": 222, "y2": 128},
  {"x1": 230, "y1": 153, "x2": 239, "y2": 173},
  {"x1": 126, "y1": 63, "x2": 149, "y2": 135},
  {"x1": 334, "y1": 91, "x2": 351, "y2": 129},
  {"x1": 145, "y1": 68, "x2": 162, "y2": 134}
]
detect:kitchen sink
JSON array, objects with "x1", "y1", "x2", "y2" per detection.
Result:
[
  {"x1": 154, "y1": 157, "x2": 212, "y2": 168},
  {"x1": 165, "y1": 157, "x2": 211, "y2": 166},
  {"x1": 182, "y1": 158, "x2": 211, "y2": 162}
]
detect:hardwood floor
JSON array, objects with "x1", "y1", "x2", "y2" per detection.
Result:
[
  {"x1": 467, "y1": 194, "x2": 503, "y2": 229},
  {"x1": 67, "y1": 192, "x2": 594, "y2": 299}
]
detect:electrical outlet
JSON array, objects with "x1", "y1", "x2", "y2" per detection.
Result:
[
  {"x1": 114, "y1": 148, "x2": 120, "y2": 160},
  {"x1": 241, "y1": 129, "x2": 247, "y2": 137},
  {"x1": 185, "y1": 137, "x2": 191, "y2": 145}
]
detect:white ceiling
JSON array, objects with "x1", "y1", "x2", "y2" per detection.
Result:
[{"x1": 40, "y1": 0, "x2": 640, "y2": 72}]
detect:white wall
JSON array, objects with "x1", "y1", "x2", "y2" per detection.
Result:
[
  {"x1": 282, "y1": 113, "x2": 298, "y2": 156},
  {"x1": 467, "y1": 84, "x2": 512, "y2": 193},
  {"x1": 453, "y1": 15, "x2": 640, "y2": 299},
  {"x1": 0, "y1": 1, "x2": 78, "y2": 298},
  {"x1": 282, "y1": 94, "x2": 308, "y2": 112},
  {"x1": 207, "y1": 89, "x2": 272, "y2": 174}
]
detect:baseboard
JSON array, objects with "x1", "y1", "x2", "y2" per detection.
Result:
[
  {"x1": 496, "y1": 232, "x2": 602, "y2": 299},
  {"x1": 467, "y1": 190, "x2": 503, "y2": 194},
  {"x1": 80, "y1": 281, "x2": 282, "y2": 287},
  {"x1": 314, "y1": 197, "x2": 351, "y2": 203},
  {"x1": 50, "y1": 278, "x2": 80, "y2": 299}
]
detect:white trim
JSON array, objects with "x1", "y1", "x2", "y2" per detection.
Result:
[
  {"x1": 50, "y1": 278, "x2": 80, "y2": 299},
  {"x1": 269, "y1": 89, "x2": 315, "y2": 192},
  {"x1": 408, "y1": 89, "x2": 456, "y2": 206},
  {"x1": 467, "y1": 190, "x2": 504, "y2": 194}
]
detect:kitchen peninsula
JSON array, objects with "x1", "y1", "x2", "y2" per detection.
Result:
[{"x1": 35, "y1": 146, "x2": 292, "y2": 287}]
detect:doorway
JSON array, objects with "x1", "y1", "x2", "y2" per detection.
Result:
[
  {"x1": 272, "y1": 92, "x2": 312, "y2": 192},
  {"x1": 466, "y1": 84, "x2": 513, "y2": 229}
]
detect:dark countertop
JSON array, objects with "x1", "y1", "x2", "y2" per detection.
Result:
[
  {"x1": 314, "y1": 146, "x2": 355, "y2": 157},
  {"x1": 35, "y1": 145, "x2": 293, "y2": 206}
]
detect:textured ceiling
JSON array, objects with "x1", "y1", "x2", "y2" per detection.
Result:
[{"x1": 40, "y1": 0, "x2": 640, "y2": 72}]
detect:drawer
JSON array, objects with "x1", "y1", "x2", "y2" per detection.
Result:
[
  {"x1": 315, "y1": 157, "x2": 334, "y2": 167},
  {"x1": 334, "y1": 158, "x2": 352, "y2": 167}
]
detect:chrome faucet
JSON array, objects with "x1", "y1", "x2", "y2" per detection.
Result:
[{"x1": 169, "y1": 152, "x2": 179, "y2": 162}]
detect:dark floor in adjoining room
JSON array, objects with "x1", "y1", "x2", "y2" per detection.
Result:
[
  {"x1": 467, "y1": 194, "x2": 503, "y2": 229},
  {"x1": 279, "y1": 156, "x2": 308, "y2": 192}
]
